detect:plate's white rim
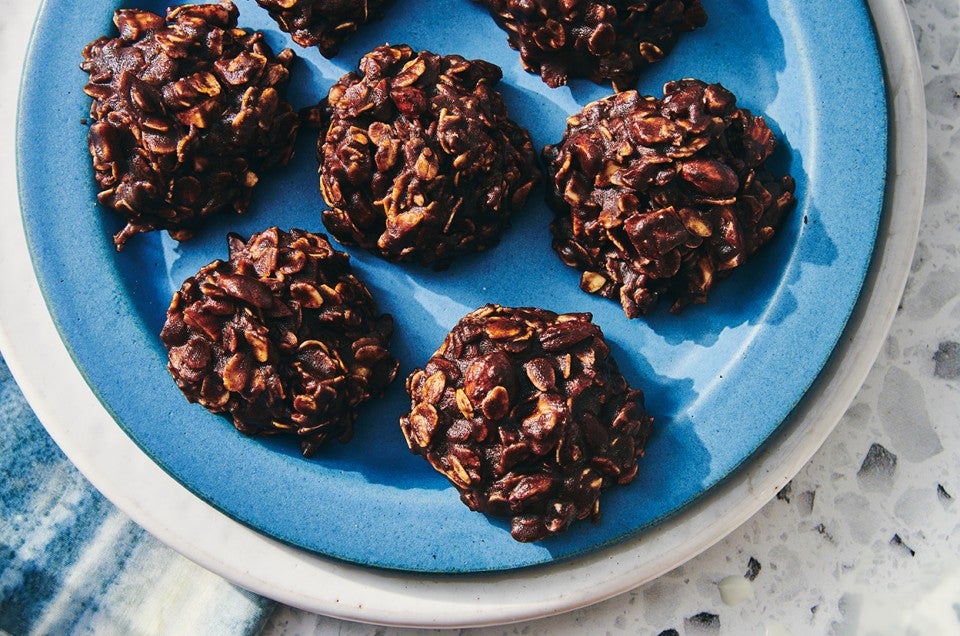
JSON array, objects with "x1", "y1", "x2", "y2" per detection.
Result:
[{"x1": 0, "y1": 0, "x2": 924, "y2": 628}]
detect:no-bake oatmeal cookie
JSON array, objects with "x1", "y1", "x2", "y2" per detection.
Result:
[
  {"x1": 545, "y1": 80, "x2": 796, "y2": 316},
  {"x1": 401, "y1": 305, "x2": 653, "y2": 542},
  {"x1": 318, "y1": 45, "x2": 540, "y2": 269},
  {"x1": 161, "y1": 228, "x2": 398, "y2": 457},
  {"x1": 254, "y1": 0, "x2": 392, "y2": 58},
  {"x1": 474, "y1": 0, "x2": 707, "y2": 91},
  {"x1": 82, "y1": 2, "x2": 299, "y2": 248}
]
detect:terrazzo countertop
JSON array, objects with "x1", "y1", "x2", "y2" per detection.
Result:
[{"x1": 2, "y1": 0, "x2": 958, "y2": 634}]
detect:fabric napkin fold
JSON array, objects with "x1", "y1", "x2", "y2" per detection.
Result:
[{"x1": 0, "y1": 355, "x2": 274, "y2": 635}]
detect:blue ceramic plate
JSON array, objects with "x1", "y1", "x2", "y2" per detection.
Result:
[{"x1": 18, "y1": 0, "x2": 885, "y2": 572}]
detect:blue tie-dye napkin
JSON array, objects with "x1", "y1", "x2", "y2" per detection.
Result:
[{"x1": 0, "y1": 354, "x2": 274, "y2": 634}]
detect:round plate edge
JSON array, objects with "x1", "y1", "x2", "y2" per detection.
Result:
[{"x1": 0, "y1": 0, "x2": 925, "y2": 626}]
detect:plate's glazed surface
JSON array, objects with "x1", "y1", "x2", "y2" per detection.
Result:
[{"x1": 17, "y1": 0, "x2": 886, "y2": 572}]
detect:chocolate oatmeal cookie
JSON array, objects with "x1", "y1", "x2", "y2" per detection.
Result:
[
  {"x1": 545, "y1": 80, "x2": 796, "y2": 316},
  {"x1": 254, "y1": 0, "x2": 392, "y2": 58},
  {"x1": 401, "y1": 305, "x2": 653, "y2": 542},
  {"x1": 474, "y1": 0, "x2": 707, "y2": 91},
  {"x1": 318, "y1": 45, "x2": 540, "y2": 269},
  {"x1": 81, "y1": 2, "x2": 299, "y2": 248},
  {"x1": 160, "y1": 228, "x2": 398, "y2": 457}
]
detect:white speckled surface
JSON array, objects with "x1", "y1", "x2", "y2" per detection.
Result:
[
  {"x1": 1, "y1": 0, "x2": 956, "y2": 633},
  {"x1": 261, "y1": 0, "x2": 960, "y2": 633}
]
